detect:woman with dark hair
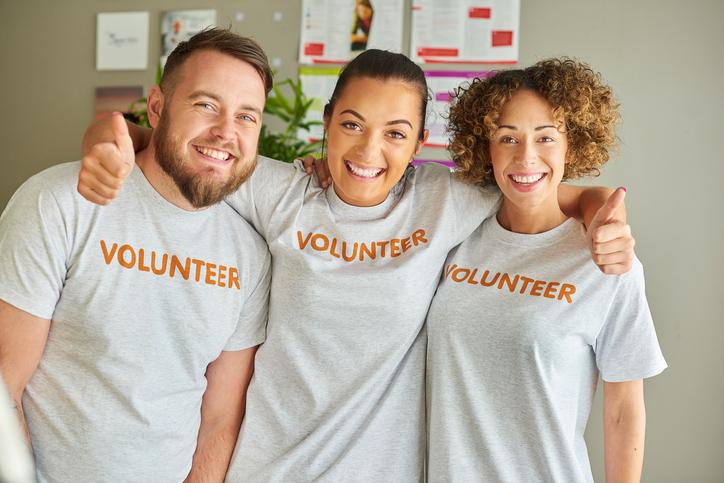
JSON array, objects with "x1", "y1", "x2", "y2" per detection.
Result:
[
  {"x1": 351, "y1": 0, "x2": 373, "y2": 51},
  {"x1": 426, "y1": 59, "x2": 666, "y2": 482},
  {"x1": 77, "y1": 50, "x2": 634, "y2": 482}
]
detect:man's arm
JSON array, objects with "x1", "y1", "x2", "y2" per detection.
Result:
[
  {"x1": 603, "y1": 379, "x2": 646, "y2": 483},
  {"x1": 184, "y1": 346, "x2": 259, "y2": 483},
  {"x1": 559, "y1": 185, "x2": 635, "y2": 275},
  {"x1": 0, "y1": 299, "x2": 52, "y2": 455}
]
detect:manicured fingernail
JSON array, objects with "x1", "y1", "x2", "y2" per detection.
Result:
[{"x1": 618, "y1": 186, "x2": 626, "y2": 192}]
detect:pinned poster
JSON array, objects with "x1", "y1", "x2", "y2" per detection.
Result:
[
  {"x1": 298, "y1": 67, "x2": 343, "y2": 143},
  {"x1": 299, "y1": 0, "x2": 404, "y2": 64},
  {"x1": 411, "y1": 0, "x2": 520, "y2": 64},
  {"x1": 424, "y1": 70, "x2": 494, "y2": 147},
  {"x1": 96, "y1": 12, "x2": 149, "y2": 71},
  {"x1": 161, "y1": 10, "x2": 216, "y2": 66}
]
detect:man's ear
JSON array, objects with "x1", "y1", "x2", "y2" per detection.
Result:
[{"x1": 147, "y1": 85, "x2": 164, "y2": 129}]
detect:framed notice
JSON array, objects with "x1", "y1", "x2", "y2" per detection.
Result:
[
  {"x1": 411, "y1": 0, "x2": 520, "y2": 64},
  {"x1": 299, "y1": 0, "x2": 404, "y2": 64},
  {"x1": 96, "y1": 12, "x2": 149, "y2": 71}
]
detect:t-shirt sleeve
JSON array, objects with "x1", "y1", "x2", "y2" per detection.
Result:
[
  {"x1": 222, "y1": 245, "x2": 271, "y2": 351},
  {"x1": 594, "y1": 258, "x2": 667, "y2": 382},
  {"x1": 413, "y1": 163, "x2": 502, "y2": 246},
  {"x1": 224, "y1": 156, "x2": 305, "y2": 240},
  {"x1": 0, "y1": 175, "x2": 70, "y2": 319}
]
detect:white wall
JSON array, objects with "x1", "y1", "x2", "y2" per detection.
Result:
[{"x1": 1, "y1": 0, "x2": 722, "y2": 480}]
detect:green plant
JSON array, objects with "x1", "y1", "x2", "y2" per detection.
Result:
[{"x1": 259, "y1": 77, "x2": 324, "y2": 162}]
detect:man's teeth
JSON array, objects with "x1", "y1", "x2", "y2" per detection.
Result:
[
  {"x1": 511, "y1": 173, "x2": 543, "y2": 184},
  {"x1": 198, "y1": 146, "x2": 230, "y2": 161},
  {"x1": 346, "y1": 161, "x2": 382, "y2": 178}
]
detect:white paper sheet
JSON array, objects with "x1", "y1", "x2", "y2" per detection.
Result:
[{"x1": 96, "y1": 12, "x2": 149, "y2": 71}]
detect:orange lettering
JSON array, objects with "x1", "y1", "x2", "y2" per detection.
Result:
[
  {"x1": 342, "y1": 241, "x2": 358, "y2": 262},
  {"x1": 100, "y1": 240, "x2": 117, "y2": 265},
  {"x1": 377, "y1": 241, "x2": 389, "y2": 257},
  {"x1": 452, "y1": 268, "x2": 470, "y2": 283},
  {"x1": 411, "y1": 229, "x2": 427, "y2": 246},
  {"x1": 359, "y1": 242, "x2": 376, "y2": 261},
  {"x1": 151, "y1": 252, "x2": 168, "y2": 275},
  {"x1": 117, "y1": 245, "x2": 136, "y2": 269},
  {"x1": 311, "y1": 234, "x2": 329, "y2": 251},
  {"x1": 218, "y1": 265, "x2": 227, "y2": 288},
  {"x1": 205, "y1": 263, "x2": 217, "y2": 285},
  {"x1": 480, "y1": 270, "x2": 500, "y2": 287},
  {"x1": 543, "y1": 282, "x2": 559, "y2": 299},
  {"x1": 445, "y1": 264, "x2": 457, "y2": 280},
  {"x1": 519, "y1": 276, "x2": 534, "y2": 294},
  {"x1": 401, "y1": 237, "x2": 412, "y2": 253},
  {"x1": 558, "y1": 284, "x2": 576, "y2": 303},
  {"x1": 192, "y1": 259, "x2": 205, "y2": 282},
  {"x1": 498, "y1": 273, "x2": 519, "y2": 292},
  {"x1": 170, "y1": 256, "x2": 190, "y2": 280},
  {"x1": 138, "y1": 249, "x2": 150, "y2": 272},
  {"x1": 530, "y1": 280, "x2": 546, "y2": 296},
  {"x1": 390, "y1": 239, "x2": 401, "y2": 257},
  {"x1": 297, "y1": 231, "x2": 313, "y2": 250},
  {"x1": 467, "y1": 268, "x2": 480, "y2": 285},
  {"x1": 228, "y1": 267, "x2": 241, "y2": 290},
  {"x1": 329, "y1": 238, "x2": 341, "y2": 258}
]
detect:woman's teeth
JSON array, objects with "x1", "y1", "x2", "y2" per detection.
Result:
[
  {"x1": 346, "y1": 161, "x2": 382, "y2": 178},
  {"x1": 511, "y1": 173, "x2": 544, "y2": 184}
]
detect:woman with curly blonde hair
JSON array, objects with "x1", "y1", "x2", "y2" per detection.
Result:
[{"x1": 425, "y1": 58, "x2": 666, "y2": 482}]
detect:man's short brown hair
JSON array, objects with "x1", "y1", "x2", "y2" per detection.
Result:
[{"x1": 160, "y1": 27, "x2": 273, "y2": 100}]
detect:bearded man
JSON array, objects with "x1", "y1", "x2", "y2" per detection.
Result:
[{"x1": 0, "y1": 28, "x2": 272, "y2": 483}]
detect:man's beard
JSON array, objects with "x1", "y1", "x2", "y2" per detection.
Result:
[{"x1": 153, "y1": 114, "x2": 256, "y2": 209}]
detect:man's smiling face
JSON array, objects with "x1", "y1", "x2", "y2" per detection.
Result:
[{"x1": 152, "y1": 49, "x2": 266, "y2": 208}]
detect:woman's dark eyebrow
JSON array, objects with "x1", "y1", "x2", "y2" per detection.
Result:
[
  {"x1": 497, "y1": 125, "x2": 557, "y2": 131},
  {"x1": 340, "y1": 109, "x2": 412, "y2": 128}
]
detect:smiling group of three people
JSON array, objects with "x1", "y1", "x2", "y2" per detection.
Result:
[{"x1": 0, "y1": 27, "x2": 664, "y2": 482}]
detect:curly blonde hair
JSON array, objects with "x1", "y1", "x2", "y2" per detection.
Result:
[{"x1": 448, "y1": 58, "x2": 620, "y2": 186}]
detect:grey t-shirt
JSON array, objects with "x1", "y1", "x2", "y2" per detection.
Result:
[
  {"x1": 0, "y1": 162, "x2": 271, "y2": 483},
  {"x1": 224, "y1": 157, "x2": 501, "y2": 482},
  {"x1": 426, "y1": 216, "x2": 667, "y2": 483}
]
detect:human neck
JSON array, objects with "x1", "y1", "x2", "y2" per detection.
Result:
[
  {"x1": 135, "y1": 144, "x2": 206, "y2": 212},
  {"x1": 496, "y1": 198, "x2": 569, "y2": 234}
]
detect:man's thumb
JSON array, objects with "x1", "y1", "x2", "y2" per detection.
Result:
[{"x1": 111, "y1": 112, "x2": 133, "y2": 153}]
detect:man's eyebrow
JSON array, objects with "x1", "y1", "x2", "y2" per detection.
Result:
[
  {"x1": 188, "y1": 90, "x2": 263, "y2": 117},
  {"x1": 340, "y1": 109, "x2": 412, "y2": 129}
]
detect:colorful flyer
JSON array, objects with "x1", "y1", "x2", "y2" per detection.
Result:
[
  {"x1": 299, "y1": 0, "x2": 404, "y2": 64},
  {"x1": 411, "y1": 0, "x2": 520, "y2": 64},
  {"x1": 161, "y1": 9, "x2": 216, "y2": 66}
]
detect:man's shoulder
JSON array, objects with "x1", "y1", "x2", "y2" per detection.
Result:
[
  {"x1": 4, "y1": 161, "x2": 83, "y2": 213},
  {"x1": 27, "y1": 161, "x2": 82, "y2": 186}
]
